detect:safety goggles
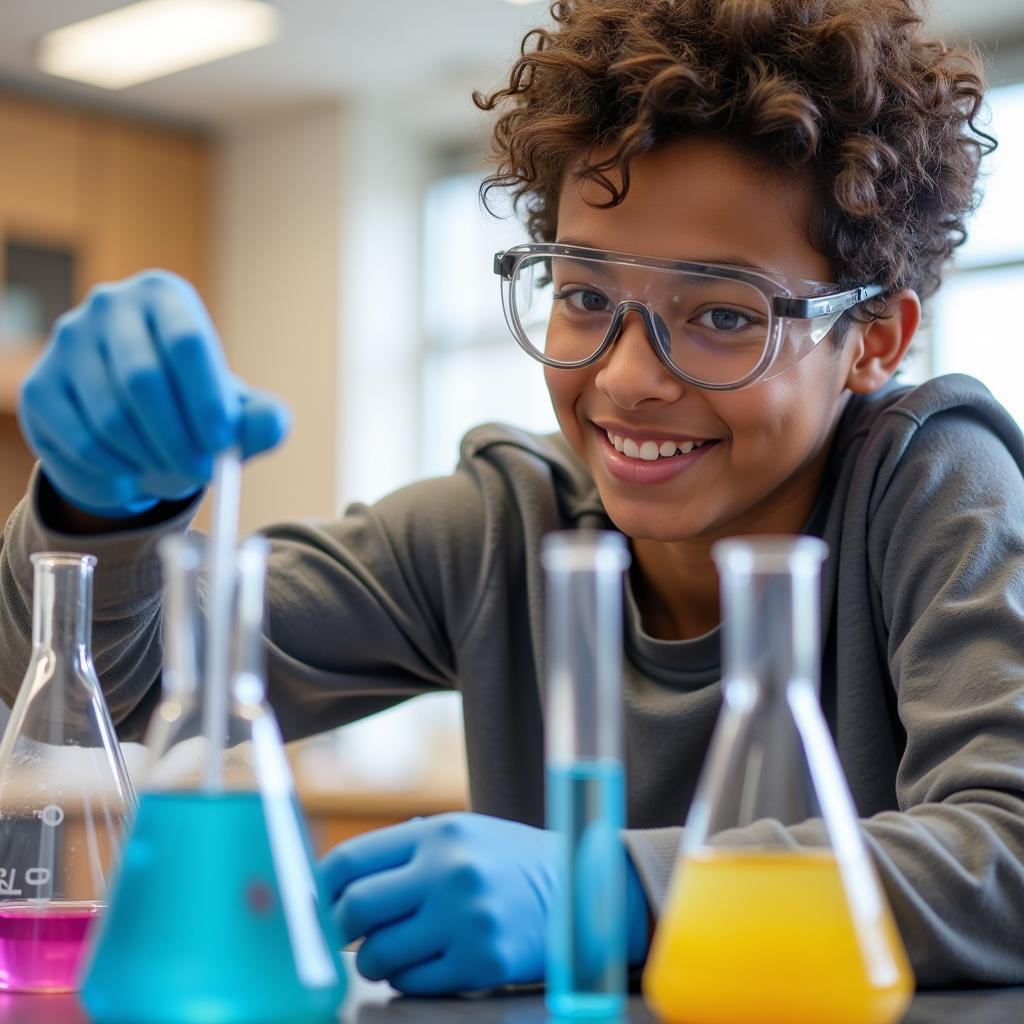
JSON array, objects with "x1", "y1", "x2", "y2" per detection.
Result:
[{"x1": 494, "y1": 243, "x2": 883, "y2": 391}]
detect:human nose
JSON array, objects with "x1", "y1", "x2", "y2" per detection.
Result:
[{"x1": 593, "y1": 307, "x2": 686, "y2": 410}]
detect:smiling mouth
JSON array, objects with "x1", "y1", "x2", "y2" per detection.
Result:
[{"x1": 600, "y1": 427, "x2": 721, "y2": 461}]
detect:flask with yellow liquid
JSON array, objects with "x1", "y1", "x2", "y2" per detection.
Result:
[{"x1": 643, "y1": 537, "x2": 913, "y2": 1024}]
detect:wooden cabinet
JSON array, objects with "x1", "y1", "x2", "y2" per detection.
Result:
[
  {"x1": 0, "y1": 95, "x2": 84, "y2": 241},
  {"x1": 79, "y1": 119, "x2": 210, "y2": 290},
  {"x1": 0, "y1": 91, "x2": 211, "y2": 520}
]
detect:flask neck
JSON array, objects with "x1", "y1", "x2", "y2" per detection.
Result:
[
  {"x1": 720, "y1": 566, "x2": 820, "y2": 694},
  {"x1": 31, "y1": 555, "x2": 95, "y2": 656},
  {"x1": 158, "y1": 534, "x2": 269, "y2": 707}
]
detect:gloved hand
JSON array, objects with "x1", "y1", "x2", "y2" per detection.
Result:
[
  {"x1": 18, "y1": 269, "x2": 290, "y2": 518},
  {"x1": 318, "y1": 811, "x2": 650, "y2": 995}
]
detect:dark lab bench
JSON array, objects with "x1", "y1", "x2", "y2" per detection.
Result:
[{"x1": 0, "y1": 955, "x2": 1022, "y2": 1022}]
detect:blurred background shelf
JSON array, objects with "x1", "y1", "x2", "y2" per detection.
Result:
[
  {"x1": 290, "y1": 713, "x2": 470, "y2": 851},
  {"x1": 300, "y1": 785, "x2": 469, "y2": 852},
  {"x1": 0, "y1": 346, "x2": 43, "y2": 511}
]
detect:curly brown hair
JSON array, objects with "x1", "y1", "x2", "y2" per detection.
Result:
[{"x1": 475, "y1": 0, "x2": 994, "y2": 317}]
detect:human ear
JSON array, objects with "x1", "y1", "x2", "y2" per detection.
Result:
[{"x1": 844, "y1": 289, "x2": 922, "y2": 394}]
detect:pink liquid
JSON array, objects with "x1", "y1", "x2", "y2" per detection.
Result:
[{"x1": 0, "y1": 902, "x2": 103, "y2": 992}]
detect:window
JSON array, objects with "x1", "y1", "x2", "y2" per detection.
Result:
[
  {"x1": 927, "y1": 82, "x2": 1024, "y2": 420},
  {"x1": 418, "y1": 169, "x2": 558, "y2": 479}
]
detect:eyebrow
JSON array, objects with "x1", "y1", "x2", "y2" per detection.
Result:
[{"x1": 554, "y1": 236, "x2": 771, "y2": 274}]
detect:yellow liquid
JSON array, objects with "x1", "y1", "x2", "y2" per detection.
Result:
[{"x1": 643, "y1": 849, "x2": 914, "y2": 1024}]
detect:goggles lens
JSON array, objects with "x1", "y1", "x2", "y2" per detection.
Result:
[{"x1": 509, "y1": 253, "x2": 775, "y2": 387}]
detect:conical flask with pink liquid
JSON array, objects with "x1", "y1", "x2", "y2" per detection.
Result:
[{"x1": 0, "y1": 552, "x2": 136, "y2": 993}]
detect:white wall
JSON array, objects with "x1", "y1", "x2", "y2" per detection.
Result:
[
  {"x1": 211, "y1": 103, "x2": 345, "y2": 534},
  {"x1": 209, "y1": 91, "x2": 475, "y2": 528}
]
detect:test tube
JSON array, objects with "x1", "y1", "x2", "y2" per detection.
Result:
[{"x1": 542, "y1": 530, "x2": 629, "y2": 1019}]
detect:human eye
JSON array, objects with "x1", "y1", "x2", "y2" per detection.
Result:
[
  {"x1": 552, "y1": 285, "x2": 612, "y2": 314},
  {"x1": 693, "y1": 306, "x2": 762, "y2": 333}
]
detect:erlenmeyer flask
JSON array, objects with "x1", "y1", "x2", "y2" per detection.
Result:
[
  {"x1": 81, "y1": 535, "x2": 346, "y2": 1024},
  {"x1": 0, "y1": 553, "x2": 135, "y2": 993},
  {"x1": 643, "y1": 537, "x2": 913, "y2": 1024}
]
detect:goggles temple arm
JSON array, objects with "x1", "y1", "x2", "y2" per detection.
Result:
[{"x1": 773, "y1": 283, "x2": 885, "y2": 321}]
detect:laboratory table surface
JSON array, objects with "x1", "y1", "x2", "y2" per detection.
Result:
[{"x1": 0, "y1": 955, "x2": 1022, "y2": 1023}]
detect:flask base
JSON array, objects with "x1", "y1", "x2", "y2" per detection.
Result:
[
  {"x1": 643, "y1": 849, "x2": 913, "y2": 1024},
  {"x1": 81, "y1": 791, "x2": 345, "y2": 1024},
  {"x1": 0, "y1": 901, "x2": 102, "y2": 993},
  {"x1": 546, "y1": 990, "x2": 627, "y2": 1019}
]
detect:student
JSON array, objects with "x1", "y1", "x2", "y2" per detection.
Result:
[{"x1": 2, "y1": 0, "x2": 1023, "y2": 996}]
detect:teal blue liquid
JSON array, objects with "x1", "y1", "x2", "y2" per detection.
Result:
[
  {"x1": 81, "y1": 791, "x2": 345, "y2": 1024},
  {"x1": 545, "y1": 760, "x2": 626, "y2": 1019}
]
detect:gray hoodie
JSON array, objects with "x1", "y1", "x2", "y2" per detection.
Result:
[{"x1": 2, "y1": 373, "x2": 1023, "y2": 986}]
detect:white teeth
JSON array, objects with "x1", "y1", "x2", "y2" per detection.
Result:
[{"x1": 605, "y1": 428, "x2": 712, "y2": 461}]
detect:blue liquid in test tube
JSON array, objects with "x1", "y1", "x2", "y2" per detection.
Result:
[
  {"x1": 541, "y1": 531, "x2": 630, "y2": 1019},
  {"x1": 546, "y1": 760, "x2": 626, "y2": 1018}
]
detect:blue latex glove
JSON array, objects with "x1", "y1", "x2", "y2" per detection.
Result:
[
  {"x1": 18, "y1": 269, "x2": 290, "y2": 518},
  {"x1": 318, "y1": 811, "x2": 650, "y2": 995}
]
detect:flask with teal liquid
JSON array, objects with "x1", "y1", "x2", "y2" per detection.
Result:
[{"x1": 81, "y1": 522, "x2": 345, "y2": 1023}]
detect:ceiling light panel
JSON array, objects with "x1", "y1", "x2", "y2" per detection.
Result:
[{"x1": 37, "y1": 0, "x2": 280, "y2": 90}]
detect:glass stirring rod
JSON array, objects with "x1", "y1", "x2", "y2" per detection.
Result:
[{"x1": 203, "y1": 448, "x2": 242, "y2": 793}]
